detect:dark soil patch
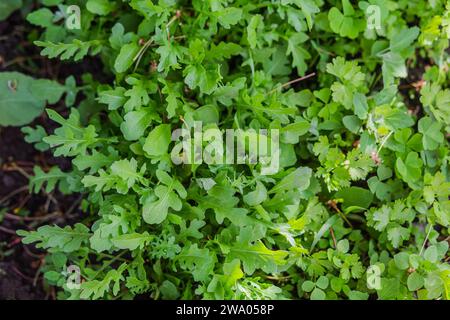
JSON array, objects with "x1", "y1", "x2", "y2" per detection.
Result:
[
  {"x1": 0, "y1": 124, "x2": 84, "y2": 300},
  {"x1": 0, "y1": 262, "x2": 42, "y2": 300},
  {"x1": 398, "y1": 51, "x2": 433, "y2": 118}
]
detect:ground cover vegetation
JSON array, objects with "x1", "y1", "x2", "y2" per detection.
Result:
[{"x1": 0, "y1": 0, "x2": 449, "y2": 300}]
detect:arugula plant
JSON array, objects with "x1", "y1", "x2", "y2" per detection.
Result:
[{"x1": 13, "y1": 0, "x2": 450, "y2": 300}]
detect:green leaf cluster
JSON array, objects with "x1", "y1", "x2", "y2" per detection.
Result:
[{"x1": 13, "y1": 0, "x2": 450, "y2": 300}]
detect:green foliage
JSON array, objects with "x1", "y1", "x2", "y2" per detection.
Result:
[
  {"x1": 35, "y1": 40, "x2": 103, "y2": 61},
  {"x1": 18, "y1": 223, "x2": 91, "y2": 253},
  {"x1": 13, "y1": 0, "x2": 450, "y2": 301},
  {"x1": 0, "y1": 72, "x2": 69, "y2": 126},
  {"x1": 29, "y1": 166, "x2": 72, "y2": 194}
]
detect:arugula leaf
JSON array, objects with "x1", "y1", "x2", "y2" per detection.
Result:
[
  {"x1": 143, "y1": 170, "x2": 186, "y2": 224},
  {"x1": 18, "y1": 223, "x2": 91, "y2": 253},
  {"x1": 143, "y1": 124, "x2": 171, "y2": 157}
]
